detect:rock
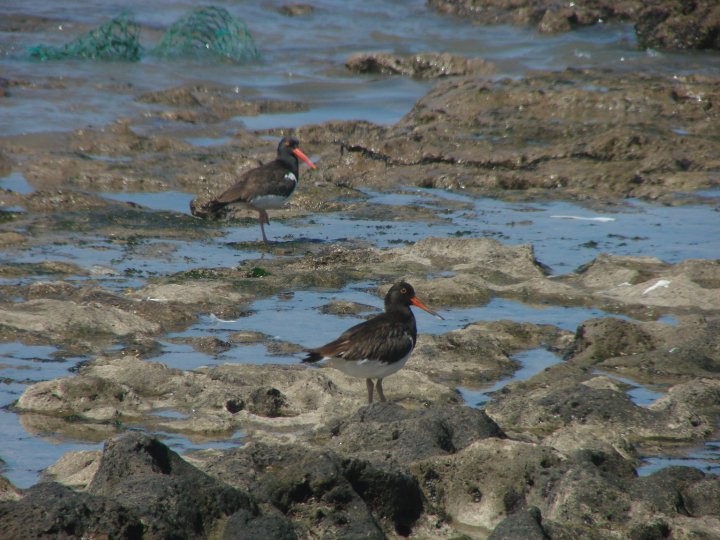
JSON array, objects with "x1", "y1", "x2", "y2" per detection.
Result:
[
  {"x1": 364, "y1": 70, "x2": 720, "y2": 200},
  {"x1": 0, "y1": 297, "x2": 162, "y2": 349},
  {"x1": 86, "y1": 432, "x2": 256, "y2": 538},
  {"x1": 3, "y1": 43, "x2": 720, "y2": 540},
  {"x1": 13, "y1": 355, "x2": 457, "y2": 437},
  {"x1": 0, "y1": 482, "x2": 144, "y2": 538},
  {"x1": 397, "y1": 236, "x2": 546, "y2": 282},
  {"x1": 540, "y1": 448, "x2": 636, "y2": 532},
  {"x1": 427, "y1": 0, "x2": 720, "y2": 50},
  {"x1": 322, "y1": 402, "x2": 505, "y2": 465},
  {"x1": 636, "y1": 1, "x2": 720, "y2": 50},
  {"x1": 537, "y1": 8, "x2": 576, "y2": 34},
  {"x1": 26, "y1": 279, "x2": 80, "y2": 298},
  {"x1": 182, "y1": 335, "x2": 233, "y2": 354},
  {"x1": 626, "y1": 519, "x2": 672, "y2": 540},
  {"x1": 192, "y1": 441, "x2": 422, "y2": 537},
  {"x1": 406, "y1": 274, "x2": 493, "y2": 307},
  {"x1": 682, "y1": 473, "x2": 720, "y2": 517},
  {"x1": 488, "y1": 506, "x2": 549, "y2": 540},
  {"x1": 343, "y1": 458, "x2": 424, "y2": 536},
  {"x1": 0, "y1": 231, "x2": 25, "y2": 246},
  {"x1": 319, "y1": 299, "x2": 377, "y2": 316},
  {"x1": 427, "y1": 0, "x2": 547, "y2": 26},
  {"x1": 223, "y1": 510, "x2": 298, "y2": 540},
  {"x1": 278, "y1": 4, "x2": 314, "y2": 17},
  {"x1": 0, "y1": 476, "x2": 21, "y2": 502},
  {"x1": 569, "y1": 256, "x2": 720, "y2": 313},
  {"x1": 0, "y1": 433, "x2": 286, "y2": 539},
  {"x1": 412, "y1": 438, "x2": 563, "y2": 532},
  {"x1": 346, "y1": 52, "x2": 494, "y2": 78},
  {"x1": 631, "y1": 466, "x2": 706, "y2": 515},
  {"x1": 486, "y1": 255, "x2": 719, "y2": 317},
  {"x1": 571, "y1": 254, "x2": 669, "y2": 291},
  {"x1": 247, "y1": 386, "x2": 290, "y2": 417},
  {"x1": 487, "y1": 375, "x2": 713, "y2": 451},
  {"x1": 43, "y1": 450, "x2": 101, "y2": 490},
  {"x1": 648, "y1": 378, "x2": 720, "y2": 430},
  {"x1": 130, "y1": 280, "x2": 252, "y2": 306},
  {"x1": 136, "y1": 84, "x2": 307, "y2": 124},
  {"x1": 16, "y1": 355, "x2": 180, "y2": 422},
  {"x1": 566, "y1": 317, "x2": 657, "y2": 364},
  {"x1": 412, "y1": 323, "x2": 520, "y2": 387}
]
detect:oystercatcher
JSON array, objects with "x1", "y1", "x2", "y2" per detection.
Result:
[
  {"x1": 196, "y1": 136, "x2": 316, "y2": 242},
  {"x1": 302, "y1": 282, "x2": 443, "y2": 404}
]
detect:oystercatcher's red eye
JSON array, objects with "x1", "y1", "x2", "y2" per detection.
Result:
[{"x1": 401, "y1": 288, "x2": 407, "y2": 294}]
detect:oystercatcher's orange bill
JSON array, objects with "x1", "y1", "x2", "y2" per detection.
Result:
[
  {"x1": 292, "y1": 147, "x2": 317, "y2": 169},
  {"x1": 410, "y1": 296, "x2": 444, "y2": 320}
]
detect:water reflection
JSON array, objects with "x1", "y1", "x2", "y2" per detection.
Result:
[{"x1": 458, "y1": 348, "x2": 561, "y2": 407}]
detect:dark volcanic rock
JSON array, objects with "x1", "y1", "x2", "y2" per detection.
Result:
[
  {"x1": 636, "y1": 1, "x2": 720, "y2": 50},
  {"x1": 87, "y1": 432, "x2": 257, "y2": 538},
  {"x1": 541, "y1": 450, "x2": 636, "y2": 531},
  {"x1": 566, "y1": 317, "x2": 657, "y2": 364},
  {"x1": 247, "y1": 386, "x2": 290, "y2": 417},
  {"x1": 495, "y1": 381, "x2": 660, "y2": 435},
  {"x1": 195, "y1": 441, "x2": 424, "y2": 538},
  {"x1": 488, "y1": 506, "x2": 549, "y2": 540},
  {"x1": 631, "y1": 466, "x2": 706, "y2": 516},
  {"x1": 0, "y1": 433, "x2": 291, "y2": 539},
  {"x1": 326, "y1": 402, "x2": 505, "y2": 464},
  {"x1": 223, "y1": 509, "x2": 298, "y2": 540},
  {"x1": 343, "y1": 458, "x2": 425, "y2": 536},
  {"x1": 0, "y1": 481, "x2": 144, "y2": 539}
]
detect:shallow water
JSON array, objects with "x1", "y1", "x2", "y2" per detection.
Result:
[
  {"x1": 638, "y1": 442, "x2": 720, "y2": 477},
  {"x1": 8, "y1": 185, "x2": 717, "y2": 279},
  {"x1": 2, "y1": 0, "x2": 720, "y2": 487},
  {"x1": 4, "y1": 1, "x2": 720, "y2": 137},
  {"x1": 458, "y1": 348, "x2": 562, "y2": 408}
]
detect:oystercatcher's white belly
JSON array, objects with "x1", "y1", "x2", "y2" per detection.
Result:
[
  {"x1": 328, "y1": 354, "x2": 410, "y2": 379},
  {"x1": 250, "y1": 194, "x2": 289, "y2": 209}
]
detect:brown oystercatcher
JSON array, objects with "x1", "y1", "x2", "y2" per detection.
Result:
[
  {"x1": 194, "y1": 136, "x2": 316, "y2": 242},
  {"x1": 302, "y1": 281, "x2": 443, "y2": 404}
]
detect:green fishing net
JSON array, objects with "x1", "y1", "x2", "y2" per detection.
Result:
[
  {"x1": 154, "y1": 6, "x2": 259, "y2": 62},
  {"x1": 28, "y1": 7, "x2": 259, "y2": 63},
  {"x1": 29, "y1": 14, "x2": 142, "y2": 61}
]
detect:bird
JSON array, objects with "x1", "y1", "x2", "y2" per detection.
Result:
[
  {"x1": 193, "y1": 136, "x2": 316, "y2": 242},
  {"x1": 302, "y1": 281, "x2": 443, "y2": 404}
]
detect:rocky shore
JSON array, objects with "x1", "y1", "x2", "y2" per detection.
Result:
[
  {"x1": 427, "y1": 0, "x2": 720, "y2": 50},
  {"x1": 1, "y1": 6, "x2": 720, "y2": 539},
  {"x1": 2, "y1": 232, "x2": 719, "y2": 537}
]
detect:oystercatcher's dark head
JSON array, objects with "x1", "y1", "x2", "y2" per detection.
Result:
[
  {"x1": 277, "y1": 136, "x2": 317, "y2": 172},
  {"x1": 384, "y1": 281, "x2": 442, "y2": 319}
]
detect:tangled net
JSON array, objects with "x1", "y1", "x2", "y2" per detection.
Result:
[
  {"x1": 155, "y1": 7, "x2": 259, "y2": 62},
  {"x1": 29, "y1": 7, "x2": 259, "y2": 63},
  {"x1": 29, "y1": 13, "x2": 142, "y2": 61}
]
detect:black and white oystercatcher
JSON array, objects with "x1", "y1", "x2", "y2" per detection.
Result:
[
  {"x1": 195, "y1": 137, "x2": 316, "y2": 242},
  {"x1": 302, "y1": 282, "x2": 443, "y2": 404}
]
